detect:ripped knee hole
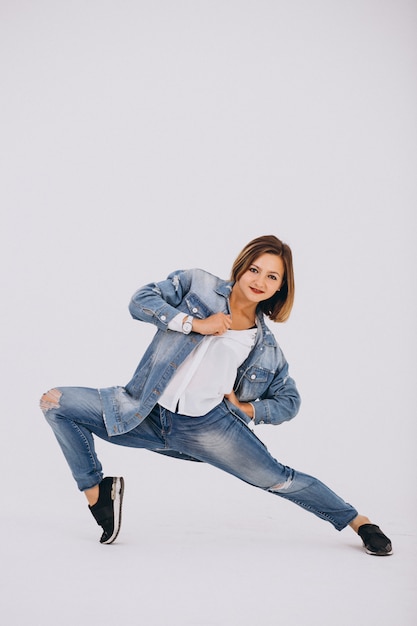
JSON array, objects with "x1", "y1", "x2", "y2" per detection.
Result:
[
  {"x1": 40, "y1": 388, "x2": 62, "y2": 413},
  {"x1": 267, "y1": 476, "x2": 293, "y2": 492},
  {"x1": 268, "y1": 483, "x2": 285, "y2": 492}
]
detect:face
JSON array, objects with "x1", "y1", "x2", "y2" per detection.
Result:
[{"x1": 234, "y1": 253, "x2": 285, "y2": 304}]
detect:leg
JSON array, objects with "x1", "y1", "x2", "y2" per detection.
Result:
[
  {"x1": 41, "y1": 387, "x2": 167, "y2": 492},
  {"x1": 349, "y1": 514, "x2": 371, "y2": 533},
  {"x1": 41, "y1": 387, "x2": 166, "y2": 544},
  {"x1": 165, "y1": 403, "x2": 392, "y2": 554},
  {"x1": 164, "y1": 403, "x2": 358, "y2": 531},
  {"x1": 41, "y1": 387, "x2": 108, "y2": 492}
]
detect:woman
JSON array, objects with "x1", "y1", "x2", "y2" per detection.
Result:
[{"x1": 41, "y1": 235, "x2": 392, "y2": 555}]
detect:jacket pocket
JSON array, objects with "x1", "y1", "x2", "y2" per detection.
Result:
[
  {"x1": 238, "y1": 366, "x2": 274, "y2": 401},
  {"x1": 184, "y1": 292, "x2": 214, "y2": 319}
]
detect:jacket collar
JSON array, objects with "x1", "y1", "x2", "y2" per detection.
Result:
[
  {"x1": 215, "y1": 280, "x2": 234, "y2": 298},
  {"x1": 216, "y1": 280, "x2": 277, "y2": 348},
  {"x1": 256, "y1": 313, "x2": 277, "y2": 347}
]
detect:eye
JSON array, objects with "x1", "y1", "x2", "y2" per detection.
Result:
[
  {"x1": 249, "y1": 267, "x2": 258, "y2": 274},
  {"x1": 269, "y1": 274, "x2": 277, "y2": 281}
]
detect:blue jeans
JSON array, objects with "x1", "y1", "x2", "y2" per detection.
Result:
[{"x1": 42, "y1": 387, "x2": 358, "y2": 531}]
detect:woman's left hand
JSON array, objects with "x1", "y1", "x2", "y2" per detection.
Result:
[{"x1": 224, "y1": 390, "x2": 254, "y2": 419}]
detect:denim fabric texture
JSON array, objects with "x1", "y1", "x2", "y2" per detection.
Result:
[
  {"x1": 100, "y1": 269, "x2": 301, "y2": 436},
  {"x1": 44, "y1": 387, "x2": 358, "y2": 530},
  {"x1": 42, "y1": 268, "x2": 358, "y2": 532}
]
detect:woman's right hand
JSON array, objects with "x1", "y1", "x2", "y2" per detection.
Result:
[{"x1": 192, "y1": 313, "x2": 232, "y2": 336}]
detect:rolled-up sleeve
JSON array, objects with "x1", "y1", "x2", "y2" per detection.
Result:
[
  {"x1": 252, "y1": 364, "x2": 301, "y2": 426},
  {"x1": 129, "y1": 270, "x2": 192, "y2": 331}
]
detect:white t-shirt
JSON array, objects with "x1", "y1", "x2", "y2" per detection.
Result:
[{"x1": 159, "y1": 315, "x2": 257, "y2": 416}]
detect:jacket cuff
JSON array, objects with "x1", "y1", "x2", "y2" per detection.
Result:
[
  {"x1": 151, "y1": 306, "x2": 183, "y2": 330},
  {"x1": 252, "y1": 401, "x2": 271, "y2": 425}
]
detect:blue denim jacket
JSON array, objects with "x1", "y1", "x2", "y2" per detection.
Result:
[{"x1": 99, "y1": 268, "x2": 301, "y2": 436}]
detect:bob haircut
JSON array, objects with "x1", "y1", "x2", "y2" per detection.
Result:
[{"x1": 230, "y1": 235, "x2": 295, "y2": 323}]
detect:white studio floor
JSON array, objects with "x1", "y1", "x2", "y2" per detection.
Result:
[{"x1": 2, "y1": 444, "x2": 416, "y2": 626}]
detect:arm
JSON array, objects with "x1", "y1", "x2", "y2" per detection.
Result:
[
  {"x1": 129, "y1": 268, "x2": 232, "y2": 335},
  {"x1": 129, "y1": 269, "x2": 193, "y2": 331},
  {"x1": 253, "y1": 363, "x2": 301, "y2": 425},
  {"x1": 227, "y1": 361, "x2": 301, "y2": 426},
  {"x1": 169, "y1": 312, "x2": 233, "y2": 336}
]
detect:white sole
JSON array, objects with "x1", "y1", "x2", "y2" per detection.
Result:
[
  {"x1": 102, "y1": 477, "x2": 124, "y2": 544},
  {"x1": 364, "y1": 543, "x2": 393, "y2": 556}
]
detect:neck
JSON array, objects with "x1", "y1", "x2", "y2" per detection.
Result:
[{"x1": 229, "y1": 287, "x2": 258, "y2": 327}]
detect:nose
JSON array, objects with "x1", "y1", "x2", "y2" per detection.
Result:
[{"x1": 253, "y1": 275, "x2": 265, "y2": 289}]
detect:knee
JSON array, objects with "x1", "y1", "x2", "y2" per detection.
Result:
[
  {"x1": 40, "y1": 388, "x2": 62, "y2": 416},
  {"x1": 267, "y1": 471, "x2": 294, "y2": 493}
]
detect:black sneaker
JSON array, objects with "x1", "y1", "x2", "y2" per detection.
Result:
[
  {"x1": 357, "y1": 523, "x2": 393, "y2": 556},
  {"x1": 89, "y1": 477, "x2": 124, "y2": 544}
]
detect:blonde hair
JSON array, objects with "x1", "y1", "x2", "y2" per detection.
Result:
[{"x1": 230, "y1": 235, "x2": 295, "y2": 322}]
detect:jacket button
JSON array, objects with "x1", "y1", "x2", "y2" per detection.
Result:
[
  {"x1": 192, "y1": 307, "x2": 198, "y2": 313},
  {"x1": 250, "y1": 374, "x2": 256, "y2": 380},
  {"x1": 259, "y1": 420, "x2": 264, "y2": 424},
  {"x1": 161, "y1": 315, "x2": 166, "y2": 321}
]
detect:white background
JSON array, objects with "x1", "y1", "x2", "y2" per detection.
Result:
[{"x1": 1, "y1": 1, "x2": 416, "y2": 624}]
